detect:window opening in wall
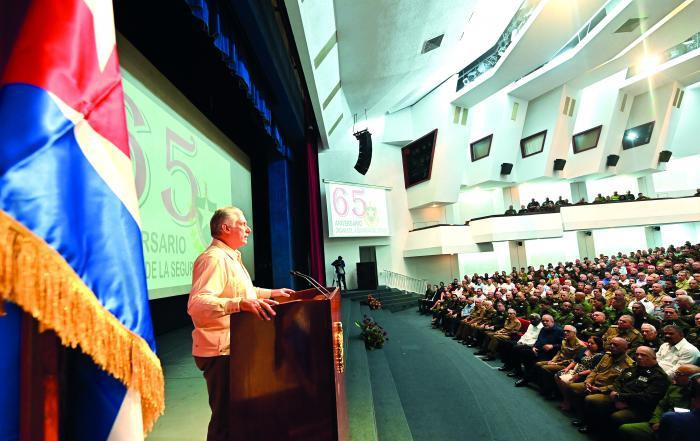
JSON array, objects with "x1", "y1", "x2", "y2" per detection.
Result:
[
  {"x1": 622, "y1": 121, "x2": 654, "y2": 150},
  {"x1": 520, "y1": 130, "x2": 546, "y2": 158},
  {"x1": 572, "y1": 125, "x2": 602, "y2": 154},
  {"x1": 470, "y1": 134, "x2": 492, "y2": 161}
]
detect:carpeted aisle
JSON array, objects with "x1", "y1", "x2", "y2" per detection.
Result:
[{"x1": 367, "y1": 308, "x2": 589, "y2": 441}]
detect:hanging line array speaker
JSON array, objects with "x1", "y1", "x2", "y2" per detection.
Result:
[{"x1": 354, "y1": 129, "x2": 372, "y2": 175}]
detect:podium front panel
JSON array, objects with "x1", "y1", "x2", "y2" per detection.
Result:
[{"x1": 229, "y1": 290, "x2": 345, "y2": 441}]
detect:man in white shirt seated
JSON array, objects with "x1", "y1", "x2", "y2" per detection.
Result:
[
  {"x1": 657, "y1": 325, "x2": 700, "y2": 377},
  {"x1": 499, "y1": 313, "x2": 544, "y2": 373},
  {"x1": 628, "y1": 287, "x2": 655, "y2": 315},
  {"x1": 500, "y1": 277, "x2": 516, "y2": 292},
  {"x1": 634, "y1": 273, "x2": 648, "y2": 288}
]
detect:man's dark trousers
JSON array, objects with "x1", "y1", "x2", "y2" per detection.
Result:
[
  {"x1": 195, "y1": 355, "x2": 230, "y2": 441},
  {"x1": 336, "y1": 273, "x2": 347, "y2": 290}
]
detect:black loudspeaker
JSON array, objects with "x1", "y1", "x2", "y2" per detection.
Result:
[
  {"x1": 606, "y1": 154, "x2": 620, "y2": 167},
  {"x1": 356, "y1": 262, "x2": 378, "y2": 290},
  {"x1": 585, "y1": 231, "x2": 592, "y2": 236},
  {"x1": 353, "y1": 130, "x2": 372, "y2": 175},
  {"x1": 553, "y1": 159, "x2": 567, "y2": 171},
  {"x1": 658, "y1": 150, "x2": 672, "y2": 163},
  {"x1": 652, "y1": 226, "x2": 661, "y2": 231},
  {"x1": 500, "y1": 163, "x2": 513, "y2": 175}
]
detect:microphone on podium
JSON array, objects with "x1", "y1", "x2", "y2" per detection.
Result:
[{"x1": 289, "y1": 270, "x2": 333, "y2": 299}]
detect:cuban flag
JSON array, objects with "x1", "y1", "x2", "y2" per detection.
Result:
[{"x1": 0, "y1": 0, "x2": 164, "y2": 440}]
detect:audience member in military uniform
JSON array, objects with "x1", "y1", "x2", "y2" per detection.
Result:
[
  {"x1": 576, "y1": 346, "x2": 669, "y2": 434},
  {"x1": 660, "y1": 306, "x2": 690, "y2": 333},
  {"x1": 512, "y1": 292, "x2": 529, "y2": 317},
  {"x1": 609, "y1": 297, "x2": 633, "y2": 323},
  {"x1": 567, "y1": 338, "x2": 634, "y2": 419},
  {"x1": 513, "y1": 314, "x2": 564, "y2": 385},
  {"x1": 657, "y1": 373, "x2": 700, "y2": 441},
  {"x1": 581, "y1": 311, "x2": 610, "y2": 340},
  {"x1": 657, "y1": 325, "x2": 700, "y2": 377},
  {"x1": 686, "y1": 313, "x2": 700, "y2": 348},
  {"x1": 686, "y1": 278, "x2": 700, "y2": 300},
  {"x1": 640, "y1": 323, "x2": 663, "y2": 352},
  {"x1": 630, "y1": 302, "x2": 660, "y2": 331},
  {"x1": 676, "y1": 295, "x2": 700, "y2": 326},
  {"x1": 571, "y1": 304, "x2": 592, "y2": 334},
  {"x1": 618, "y1": 364, "x2": 700, "y2": 441},
  {"x1": 526, "y1": 198, "x2": 540, "y2": 212},
  {"x1": 517, "y1": 204, "x2": 528, "y2": 214},
  {"x1": 602, "y1": 315, "x2": 643, "y2": 352},
  {"x1": 556, "y1": 301, "x2": 575, "y2": 326},
  {"x1": 470, "y1": 301, "x2": 506, "y2": 347},
  {"x1": 534, "y1": 325, "x2": 587, "y2": 397},
  {"x1": 478, "y1": 308, "x2": 521, "y2": 360},
  {"x1": 500, "y1": 314, "x2": 543, "y2": 373},
  {"x1": 462, "y1": 300, "x2": 495, "y2": 345},
  {"x1": 556, "y1": 336, "x2": 605, "y2": 412},
  {"x1": 454, "y1": 298, "x2": 484, "y2": 342}
]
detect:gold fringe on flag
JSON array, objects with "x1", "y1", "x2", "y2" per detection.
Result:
[{"x1": 0, "y1": 210, "x2": 164, "y2": 434}]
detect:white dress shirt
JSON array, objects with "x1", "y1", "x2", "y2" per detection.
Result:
[
  {"x1": 518, "y1": 322, "x2": 544, "y2": 346},
  {"x1": 657, "y1": 338, "x2": 700, "y2": 376}
]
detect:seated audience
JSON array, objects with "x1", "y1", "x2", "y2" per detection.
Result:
[
  {"x1": 533, "y1": 325, "x2": 587, "y2": 397},
  {"x1": 555, "y1": 336, "x2": 605, "y2": 411},
  {"x1": 512, "y1": 314, "x2": 564, "y2": 386},
  {"x1": 657, "y1": 373, "x2": 700, "y2": 441},
  {"x1": 618, "y1": 364, "x2": 700, "y2": 441},
  {"x1": 576, "y1": 346, "x2": 669, "y2": 434}
]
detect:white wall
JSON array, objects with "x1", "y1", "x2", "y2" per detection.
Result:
[
  {"x1": 669, "y1": 87, "x2": 700, "y2": 157},
  {"x1": 653, "y1": 154, "x2": 700, "y2": 197},
  {"x1": 585, "y1": 175, "x2": 639, "y2": 200},
  {"x1": 458, "y1": 242, "x2": 511, "y2": 278},
  {"x1": 405, "y1": 254, "x2": 459, "y2": 285},
  {"x1": 660, "y1": 223, "x2": 700, "y2": 247},
  {"x1": 616, "y1": 83, "x2": 676, "y2": 173},
  {"x1": 516, "y1": 86, "x2": 563, "y2": 181},
  {"x1": 518, "y1": 181, "x2": 572, "y2": 205},
  {"x1": 457, "y1": 187, "x2": 504, "y2": 220},
  {"x1": 524, "y1": 232, "x2": 580, "y2": 267},
  {"x1": 592, "y1": 227, "x2": 647, "y2": 256},
  {"x1": 463, "y1": 90, "x2": 527, "y2": 186},
  {"x1": 565, "y1": 70, "x2": 627, "y2": 179}
]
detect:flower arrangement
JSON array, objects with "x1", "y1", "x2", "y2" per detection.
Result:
[
  {"x1": 355, "y1": 315, "x2": 388, "y2": 350},
  {"x1": 367, "y1": 294, "x2": 382, "y2": 310}
]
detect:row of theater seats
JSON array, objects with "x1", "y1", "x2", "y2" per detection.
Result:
[{"x1": 419, "y1": 242, "x2": 700, "y2": 439}]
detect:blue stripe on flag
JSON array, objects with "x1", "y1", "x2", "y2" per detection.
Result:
[
  {"x1": 0, "y1": 83, "x2": 156, "y2": 351},
  {"x1": 0, "y1": 83, "x2": 155, "y2": 438},
  {"x1": 64, "y1": 349, "x2": 128, "y2": 441},
  {"x1": 0, "y1": 302, "x2": 21, "y2": 441}
]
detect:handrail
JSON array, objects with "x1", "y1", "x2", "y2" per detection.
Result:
[{"x1": 379, "y1": 270, "x2": 428, "y2": 295}]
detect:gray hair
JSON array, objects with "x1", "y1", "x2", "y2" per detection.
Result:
[{"x1": 210, "y1": 207, "x2": 243, "y2": 237}]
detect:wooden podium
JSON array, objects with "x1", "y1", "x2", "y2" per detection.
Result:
[{"x1": 229, "y1": 287, "x2": 348, "y2": 441}]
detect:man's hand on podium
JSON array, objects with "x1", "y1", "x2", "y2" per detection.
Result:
[
  {"x1": 240, "y1": 298, "x2": 279, "y2": 320},
  {"x1": 271, "y1": 288, "x2": 294, "y2": 298}
]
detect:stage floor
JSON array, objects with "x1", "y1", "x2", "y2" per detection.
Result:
[{"x1": 149, "y1": 326, "x2": 209, "y2": 441}]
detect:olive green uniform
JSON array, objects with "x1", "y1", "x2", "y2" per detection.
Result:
[{"x1": 618, "y1": 384, "x2": 693, "y2": 441}]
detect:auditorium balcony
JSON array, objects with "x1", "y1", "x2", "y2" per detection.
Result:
[{"x1": 405, "y1": 196, "x2": 700, "y2": 257}]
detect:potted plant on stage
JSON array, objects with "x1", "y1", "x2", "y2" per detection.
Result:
[
  {"x1": 367, "y1": 294, "x2": 382, "y2": 310},
  {"x1": 355, "y1": 315, "x2": 388, "y2": 350}
]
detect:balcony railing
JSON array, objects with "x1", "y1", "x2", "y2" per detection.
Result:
[
  {"x1": 456, "y1": 0, "x2": 538, "y2": 91},
  {"x1": 627, "y1": 31, "x2": 700, "y2": 78},
  {"x1": 379, "y1": 270, "x2": 427, "y2": 295}
]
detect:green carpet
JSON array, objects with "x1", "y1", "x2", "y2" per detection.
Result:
[{"x1": 362, "y1": 308, "x2": 590, "y2": 441}]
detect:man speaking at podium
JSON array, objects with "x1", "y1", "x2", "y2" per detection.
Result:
[{"x1": 188, "y1": 206, "x2": 294, "y2": 441}]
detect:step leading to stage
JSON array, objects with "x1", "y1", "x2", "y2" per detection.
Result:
[{"x1": 360, "y1": 307, "x2": 414, "y2": 441}]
